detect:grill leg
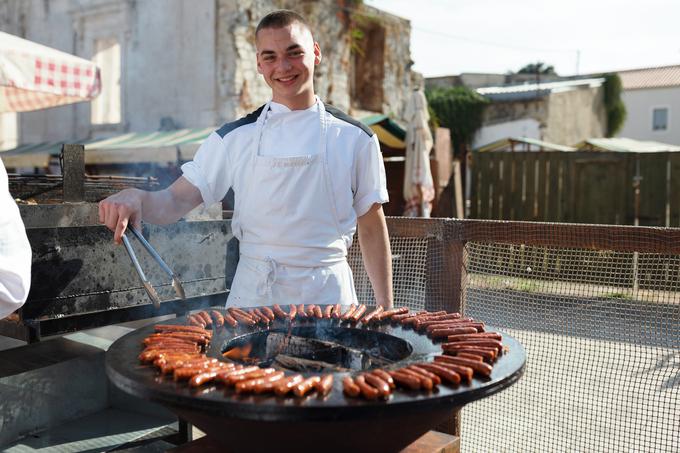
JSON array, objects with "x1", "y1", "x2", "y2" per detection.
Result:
[
  {"x1": 178, "y1": 418, "x2": 193, "y2": 443},
  {"x1": 434, "y1": 409, "x2": 461, "y2": 437}
]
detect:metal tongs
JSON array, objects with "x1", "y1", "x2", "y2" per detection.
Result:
[{"x1": 121, "y1": 225, "x2": 186, "y2": 308}]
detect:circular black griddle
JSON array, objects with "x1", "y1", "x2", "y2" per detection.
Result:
[{"x1": 106, "y1": 307, "x2": 525, "y2": 453}]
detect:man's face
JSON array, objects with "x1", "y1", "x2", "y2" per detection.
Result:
[{"x1": 256, "y1": 22, "x2": 321, "y2": 107}]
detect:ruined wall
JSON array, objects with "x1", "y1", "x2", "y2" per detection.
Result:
[{"x1": 215, "y1": 0, "x2": 415, "y2": 121}]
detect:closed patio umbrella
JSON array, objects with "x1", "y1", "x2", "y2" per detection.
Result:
[
  {"x1": 403, "y1": 89, "x2": 434, "y2": 217},
  {"x1": 0, "y1": 31, "x2": 100, "y2": 113}
]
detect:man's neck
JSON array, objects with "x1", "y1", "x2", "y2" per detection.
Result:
[{"x1": 272, "y1": 92, "x2": 317, "y2": 111}]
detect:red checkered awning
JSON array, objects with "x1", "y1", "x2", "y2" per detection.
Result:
[{"x1": 0, "y1": 31, "x2": 101, "y2": 113}]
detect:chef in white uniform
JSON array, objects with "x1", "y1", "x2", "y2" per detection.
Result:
[{"x1": 99, "y1": 10, "x2": 393, "y2": 309}]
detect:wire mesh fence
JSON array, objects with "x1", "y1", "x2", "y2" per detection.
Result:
[{"x1": 350, "y1": 218, "x2": 680, "y2": 452}]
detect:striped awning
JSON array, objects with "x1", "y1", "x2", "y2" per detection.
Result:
[{"x1": 0, "y1": 127, "x2": 214, "y2": 168}]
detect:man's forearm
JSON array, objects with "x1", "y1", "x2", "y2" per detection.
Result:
[
  {"x1": 357, "y1": 205, "x2": 394, "y2": 309},
  {"x1": 140, "y1": 177, "x2": 204, "y2": 225}
]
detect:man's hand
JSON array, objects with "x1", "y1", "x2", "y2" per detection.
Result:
[
  {"x1": 98, "y1": 176, "x2": 204, "y2": 245},
  {"x1": 99, "y1": 188, "x2": 144, "y2": 244},
  {"x1": 357, "y1": 203, "x2": 394, "y2": 309}
]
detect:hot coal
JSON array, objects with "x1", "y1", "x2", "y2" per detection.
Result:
[{"x1": 222, "y1": 325, "x2": 412, "y2": 372}]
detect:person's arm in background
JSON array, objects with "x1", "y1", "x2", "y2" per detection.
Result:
[
  {"x1": 0, "y1": 160, "x2": 31, "y2": 319},
  {"x1": 357, "y1": 203, "x2": 393, "y2": 309}
]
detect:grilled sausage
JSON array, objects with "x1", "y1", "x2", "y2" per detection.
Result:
[
  {"x1": 434, "y1": 355, "x2": 493, "y2": 377},
  {"x1": 340, "y1": 304, "x2": 357, "y2": 321},
  {"x1": 223, "y1": 312, "x2": 238, "y2": 327},
  {"x1": 363, "y1": 373, "x2": 391, "y2": 398},
  {"x1": 397, "y1": 368, "x2": 434, "y2": 390},
  {"x1": 342, "y1": 376, "x2": 361, "y2": 397},
  {"x1": 375, "y1": 307, "x2": 408, "y2": 322},
  {"x1": 197, "y1": 311, "x2": 213, "y2": 326},
  {"x1": 297, "y1": 304, "x2": 308, "y2": 319},
  {"x1": 443, "y1": 347, "x2": 496, "y2": 361},
  {"x1": 154, "y1": 325, "x2": 212, "y2": 335},
  {"x1": 273, "y1": 304, "x2": 288, "y2": 319},
  {"x1": 331, "y1": 303, "x2": 342, "y2": 319},
  {"x1": 370, "y1": 369, "x2": 395, "y2": 389},
  {"x1": 416, "y1": 363, "x2": 461, "y2": 385},
  {"x1": 361, "y1": 306, "x2": 384, "y2": 324},
  {"x1": 349, "y1": 304, "x2": 367, "y2": 323},
  {"x1": 406, "y1": 365, "x2": 442, "y2": 385},
  {"x1": 252, "y1": 372, "x2": 288, "y2": 394},
  {"x1": 293, "y1": 376, "x2": 322, "y2": 397},
  {"x1": 431, "y1": 359, "x2": 474, "y2": 382},
  {"x1": 225, "y1": 368, "x2": 277, "y2": 386},
  {"x1": 287, "y1": 304, "x2": 298, "y2": 321},
  {"x1": 354, "y1": 375, "x2": 379, "y2": 400},
  {"x1": 236, "y1": 371, "x2": 286, "y2": 394},
  {"x1": 388, "y1": 370, "x2": 421, "y2": 390},
  {"x1": 443, "y1": 339, "x2": 503, "y2": 352},
  {"x1": 174, "y1": 363, "x2": 226, "y2": 381},
  {"x1": 260, "y1": 306, "x2": 276, "y2": 321},
  {"x1": 210, "y1": 310, "x2": 225, "y2": 327},
  {"x1": 232, "y1": 308, "x2": 257, "y2": 322},
  {"x1": 429, "y1": 323, "x2": 486, "y2": 335},
  {"x1": 190, "y1": 365, "x2": 237, "y2": 387},
  {"x1": 305, "y1": 304, "x2": 316, "y2": 317},
  {"x1": 313, "y1": 305, "x2": 323, "y2": 319},
  {"x1": 323, "y1": 305, "x2": 334, "y2": 319},
  {"x1": 429, "y1": 327, "x2": 478, "y2": 339},
  {"x1": 274, "y1": 374, "x2": 304, "y2": 396},
  {"x1": 187, "y1": 315, "x2": 206, "y2": 328},
  {"x1": 456, "y1": 352, "x2": 485, "y2": 361},
  {"x1": 215, "y1": 366, "x2": 259, "y2": 384},
  {"x1": 228, "y1": 308, "x2": 257, "y2": 327},
  {"x1": 314, "y1": 374, "x2": 334, "y2": 396}
]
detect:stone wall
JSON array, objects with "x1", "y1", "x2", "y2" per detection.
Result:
[
  {"x1": 215, "y1": 0, "x2": 416, "y2": 120},
  {"x1": 0, "y1": 0, "x2": 416, "y2": 148}
]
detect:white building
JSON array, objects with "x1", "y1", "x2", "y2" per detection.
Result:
[
  {"x1": 0, "y1": 0, "x2": 416, "y2": 151},
  {"x1": 617, "y1": 65, "x2": 680, "y2": 146}
]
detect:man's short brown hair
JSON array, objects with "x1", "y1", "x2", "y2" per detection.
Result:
[{"x1": 256, "y1": 10, "x2": 310, "y2": 36}]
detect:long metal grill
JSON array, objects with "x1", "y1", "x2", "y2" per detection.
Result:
[{"x1": 462, "y1": 242, "x2": 680, "y2": 452}]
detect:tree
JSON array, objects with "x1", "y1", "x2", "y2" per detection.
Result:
[
  {"x1": 517, "y1": 62, "x2": 557, "y2": 75},
  {"x1": 425, "y1": 86, "x2": 489, "y2": 157},
  {"x1": 603, "y1": 73, "x2": 627, "y2": 137}
]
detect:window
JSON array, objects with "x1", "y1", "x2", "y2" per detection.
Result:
[
  {"x1": 652, "y1": 107, "x2": 668, "y2": 131},
  {"x1": 91, "y1": 38, "x2": 121, "y2": 125}
]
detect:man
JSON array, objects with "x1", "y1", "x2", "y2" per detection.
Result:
[
  {"x1": 0, "y1": 159, "x2": 32, "y2": 319},
  {"x1": 99, "y1": 10, "x2": 393, "y2": 309}
]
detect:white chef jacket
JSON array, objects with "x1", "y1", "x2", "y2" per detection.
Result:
[
  {"x1": 182, "y1": 98, "x2": 388, "y2": 306},
  {"x1": 0, "y1": 159, "x2": 32, "y2": 318}
]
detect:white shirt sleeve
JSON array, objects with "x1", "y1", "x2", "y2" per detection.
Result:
[
  {"x1": 352, "y1": 133, "x2": 389, "y2": 217},
  {"x1": 0, "y1": 159, "x2": 31, "y2": 319},
  {"x1": 180, "y1": 131, "x2": 232, "y2": 206}
]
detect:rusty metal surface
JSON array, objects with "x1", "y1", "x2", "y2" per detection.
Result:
[{"x1": 21, "y1": 221, "x2": 233, "y2": 320}]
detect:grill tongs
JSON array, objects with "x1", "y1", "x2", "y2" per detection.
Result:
[{"x1": 121, "y1": 225, "x2": 186, "y2": 308}]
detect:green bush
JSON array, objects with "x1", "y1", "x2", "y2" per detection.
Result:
[{"x1": 426, "y1": 87, "x2": 489, "y2": 155}]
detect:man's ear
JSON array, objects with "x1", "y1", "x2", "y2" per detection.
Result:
[
  {"x1": 314, "y1": 42, "x2": 322, "y2": 65},
  {"x1": 256, "y1": 55, "x2": 263, "y2": 74}
]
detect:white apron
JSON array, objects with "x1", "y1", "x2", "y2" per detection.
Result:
[{"x1": 227, "y1": 100, "x2": 357, "y2": 308}]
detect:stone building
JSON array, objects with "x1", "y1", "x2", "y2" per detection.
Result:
[
  {"x1": 473, "y1": 78, "x2": 607, "y2": 148},
  {"x1": 0, "y1": 0, "x2": 417, "y2": 150}
]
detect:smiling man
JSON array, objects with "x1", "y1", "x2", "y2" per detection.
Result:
[{"x1": 99, "y1": 10, "x2": 393, "y2": 309}]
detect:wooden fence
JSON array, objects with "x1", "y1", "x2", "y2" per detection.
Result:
[{"x1": 470, "y1": 151, "x2": 680, "y2": 226}]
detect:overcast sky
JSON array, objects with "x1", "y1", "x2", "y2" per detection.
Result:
[{"x1": 365, "y1": 0, "x2": 680, "y2": 77}]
